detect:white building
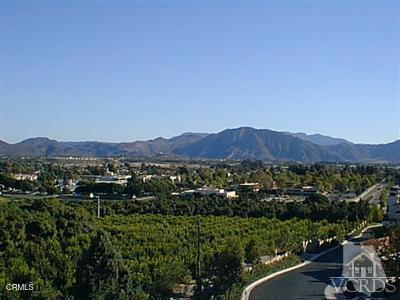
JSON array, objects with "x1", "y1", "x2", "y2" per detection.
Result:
[
  {"x1": 385, "y1": 186, "x2": 400, "y2": 226},
  {"x1": 224, "y1": 190, "x2": 237, "y2": 199},
  {"x1": 169, "y1": 175, "x2": 181, "y2": 183},
  {"x1": 182, "y1": 187, "x2": 236, "y2": 199},
  {"x1": 80, "y1": 174, "x2": 131, "y2": 185}
]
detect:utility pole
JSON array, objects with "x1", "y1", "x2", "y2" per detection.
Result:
[
  {"x1": 196, "y1": 220, "x2": 201, "y2": 279},
  {"x1": 97, "y1": 195, "x2": 100, "y2": 218}
]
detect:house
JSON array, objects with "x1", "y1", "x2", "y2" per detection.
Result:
[
  {"x1": 169, "y1": 175, "x2": 181, "y2": 183},
  {"x1": 13, "y1": 172, "x2": 39, "y2": 181},
  {"x1": 239, "y1": 182, "x2": 260, "y2": 192},
  {"x1": 224, "y1": 190, "x2": 237, "y2": 199},
  {"x1": 140, "y1": 174, "x2": 154, "y2": 182},
  {"x1": 303, "y1": 185, "x2": 317, "y2": 194}
]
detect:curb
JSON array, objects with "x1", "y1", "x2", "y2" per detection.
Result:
[{"x1": 241, "y1": 224, "x2": 381, "y2": 300}]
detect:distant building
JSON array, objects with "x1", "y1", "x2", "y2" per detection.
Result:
[
  {"x1": 80, "y1": 174, "x2": 131, "y2": 185},
  {"x1": 303, "y1": 185, "x2": 317, "y2": 193},
  {"x1": 169, "y1": 175, "x2": 181, "y2": 183},
  {"x1": 239, "y1": 182, "x2": 260, "y2": 192},
  {"x1": 13, "y1": 172, "x2": 39, "y2": 181},
  {"x1": 140, "y1": 174, "x2": 154, "y2": 182},
  {"x1": 285, "y1": 188, "x2": 303, "y2": 196},
  {"x1": 138, "y1": 174, "x2": 181, "y2": 183},
  {"x1": 181, "y1": 187, "x2": 237, "y2": 199},
  {"x1": 224, "y1": 190, "x2": 237, "y2": 199}
]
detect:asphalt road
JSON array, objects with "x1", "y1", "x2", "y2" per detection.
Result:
[
  {"x1": 367, "y1": 183, "x2": 386, "y2": 206},
  {"x1": 249, "y1": 229, "x2": 377, "y2": 300}
]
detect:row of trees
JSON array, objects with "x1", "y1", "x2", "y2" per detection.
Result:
[
  {"x1": 74, "y1": 177, "x2": 175, "y2": 197},
  {"x1": 172, "y1": 162, "x2": 388, "y2": 193},
  {"x1": 97, "y1": 193, "x2": 371, "y2": 224}
]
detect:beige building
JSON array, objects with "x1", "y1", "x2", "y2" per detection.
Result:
[{"x1": 13, "y1": 173, "x2": 38, "y2": 181}]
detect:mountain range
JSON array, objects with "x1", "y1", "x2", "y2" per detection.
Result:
[
  {"x1": 283, "y1": 132, "x2": 351, "y2": 146},
  {"x1": 1, "y1": 127, "x2": 399, "y2": 162}
]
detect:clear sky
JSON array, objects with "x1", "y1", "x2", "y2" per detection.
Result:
[{"x1": 1, "y1": 1, "x2": 399, "y2": 144}]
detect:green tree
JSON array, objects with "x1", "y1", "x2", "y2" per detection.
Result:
[
  {"x1": 75, "y1": 231, "x2": 132, "y2": 300},
  {"x1": 245, "y1": 239, "x2": 260, "y2": 264},
  {"x1": 369, "y1": 205, "x2": 383, "y2": 223},
  {"x1": 207, "y1": 240, "x2": 243, "y2": 296}
]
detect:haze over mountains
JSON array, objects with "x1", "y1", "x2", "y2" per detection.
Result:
[{"x1": 1, "y1": 127, "x2": 399, "y2": 162}]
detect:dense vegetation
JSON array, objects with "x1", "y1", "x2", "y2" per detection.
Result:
[
  {"x1": 0, "y1": 198, "x2": 363, "y2": 299},
  {"x1": 0, "y1": 160, "x2": 396, "y2": 299},
  {"x1": 89, "y1": 193, "x2": 371, "y2": 224}
]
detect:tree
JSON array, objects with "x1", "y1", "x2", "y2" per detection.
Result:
[
  {"x1": 75, "y1": 231, "x2": 132, "y2": 300},
  {"x1": 148, "y1": 258, "x2": 188, "y2": 297},
  {"x1": 107, "y1": 163, "x2": 117, "y2": 173},
  {"x1": 250, "y1": 170, "x2": 274, "y2": 189},
  {"x1": 369, "y1": 205, "x2": 383, "y2": 223},
  {"x1": 245, "y1": 239, "x2": 260, "y2": 264},
  {"x1": 306, "y1": 193, "x2": 329, "y2": 205},
  {"x1": 206, "y1": 240, "x2": 243, "y2": 296}
]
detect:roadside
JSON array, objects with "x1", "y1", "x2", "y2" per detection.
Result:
[{"x1": 241, "y1": 224, "x2": 381, "y2": 300}]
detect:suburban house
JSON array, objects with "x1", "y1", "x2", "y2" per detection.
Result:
[{"x1": 13, "y1": 172, "x2": 39, "y2": 181}]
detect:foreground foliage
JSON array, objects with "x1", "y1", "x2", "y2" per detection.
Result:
[{"x1": 0, "y1": 198, "x2": 362, "y2": 299}]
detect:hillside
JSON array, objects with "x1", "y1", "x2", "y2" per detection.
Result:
[
  {"x1": 1, "y1": 128, "x2": 399, "y2": 162},
  {"x1": 284, "y1": 132, "x2": 352, "y2": 146}
]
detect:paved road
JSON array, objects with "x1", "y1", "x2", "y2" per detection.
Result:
[
  {"x1": 367, "y1": 183, "x2": 386, "y2": 206},
  {"x1": 249, "y1": 229, "x2": 377, "y2": 300},
  {"x1": 343, "y1": 182, "x2": 385, "y2": 203}
]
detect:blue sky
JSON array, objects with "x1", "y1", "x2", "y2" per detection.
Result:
[{"x1": 1, "y1": 1, "x2": 399, "y2": 144}]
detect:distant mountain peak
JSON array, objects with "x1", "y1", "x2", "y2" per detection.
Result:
[
  {"x1": 283, "y1": 131, "x2": 352, "y2": 146},
  {"x1": 169, "y1": 132, "x2": 210, "y2": 141},
  {"x1": 20, "y1": 137, "x2": 55, "y2": 143}
]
